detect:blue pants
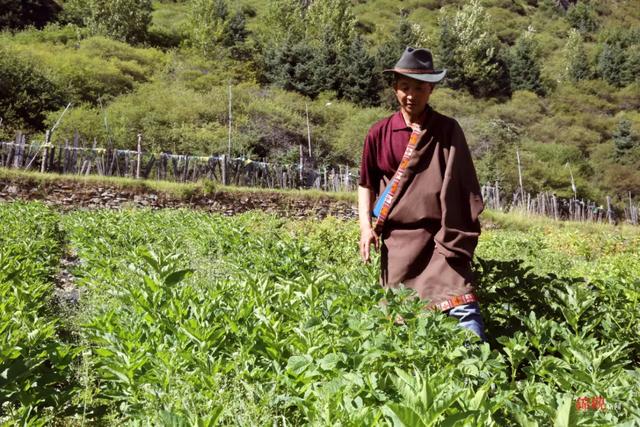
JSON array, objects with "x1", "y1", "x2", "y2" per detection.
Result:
[{"x1": 446, "y1": 302, "x2": 486, "y2": 342}]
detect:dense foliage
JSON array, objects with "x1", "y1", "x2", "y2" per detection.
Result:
[
  {"x1": 0, "y1": 48, "x2": 65, "y2": 131},
  {"x1": 0, "y1": 0, "x2": 61, "y2": 30},
  {"x1": 0, "y1": 203, "x2": 78, "y2": 422},
  {"x1": 1, "y1": 202, "x2": 639, "y2": 424},
  {"x1": 1, "y1": 0, "x2": 639, "y2": 203}
]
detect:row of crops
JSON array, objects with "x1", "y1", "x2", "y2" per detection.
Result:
[{"x1": 1, "y1": 202, "x2": 639, "y2": 425}]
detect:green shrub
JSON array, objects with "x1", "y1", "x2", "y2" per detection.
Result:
[
  {"x1": 85, "y1": 0, "x2": 153, "y2": 44},
  {"x1": 0, "y1": 0, "x2": 61, "y2": 30},
  {"x1": 0, "y1": 203, "x2": 78, "y2": 424},
  {"x1": 0, "y1": 47, "x2": 64, "y2": 133}
]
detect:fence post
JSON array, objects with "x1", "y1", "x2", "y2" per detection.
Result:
[
  {"x1": 13, "y1": 132, "x2": 23, "y2": 168},
  {"x1": 136, "y1": 134, "x2": 142, "y2": 179},
  {"x1": 345, "y1": 165, "x2": 350, "y2": 192},
  {"x1": 299, "y1": 144, "x2": 303, "y2": 184},
  {"x1": 516, "y1": 148, "x2": 524, "y2": 203},
  {"x1": 221, "y1": 154, "x2": 227, "y2": 186},
  {"x1": 41, "y1": 130, "x2": 50, "y2": 173},
  {"x1": 323, "y1": 167, "x2": 327, "y2": 191}
]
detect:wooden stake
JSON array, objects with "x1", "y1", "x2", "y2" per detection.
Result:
[
  {"x1": 516, "y1": 148, "x2": 524, "y2": 204},
  {"x1": 221, "y1": 154, "x2": 227, "y2": 186},
  {"x1": 228, "y1": 84, "x2": 232, "y2": 157},
  {"x1": 305, "y1": 102, "x2": 312, "y2": 157},
  {"x1": 13, "y1": 132, "x2": 23, "y2": 168},
  {"x1": 566, "y1": 162, "x2": 577, "y2": 200},
  {"x1": 299, "y1": 144, "x2": 303, "y2": 183},
  {"x1": 136, "y1": 133, "x2": 142, "y2": 179},
  {"x1": 41, "y1": 130, "x2": 50, "y2": 173}
]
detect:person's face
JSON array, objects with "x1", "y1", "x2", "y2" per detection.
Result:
[{"x1": 393, "y1": 75, "x2": 434, "y2": 116}]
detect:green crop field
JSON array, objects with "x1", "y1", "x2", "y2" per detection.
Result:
[{"x1": 1, "y1": 201, "x2": 639, "y2": 425}]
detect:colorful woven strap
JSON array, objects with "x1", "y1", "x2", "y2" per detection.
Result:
[
  {"x1": 427, "y1": 293, "x2": 479, "y2": 312},
  {"x1": 372, "y1": 127, "x2": 422, "y2": 235}
]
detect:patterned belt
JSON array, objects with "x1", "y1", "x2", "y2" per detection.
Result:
[{"x1": 426, "y1": 293, "x2": 479, "y2": 312}]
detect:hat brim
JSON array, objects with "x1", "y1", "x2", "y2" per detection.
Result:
[{"x1": 384, "y1": 69, "x2": 447, "y2": 83}]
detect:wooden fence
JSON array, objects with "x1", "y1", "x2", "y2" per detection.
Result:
[
  {"x1": 0, "y1": 133, "x2": 358, "y2": 192},
  {"x1": 481, "y1": 182, "x2": 639, "y2": 225},
  {"x1": 1, "y1": 133, "x2": 638, "y2": 225}
]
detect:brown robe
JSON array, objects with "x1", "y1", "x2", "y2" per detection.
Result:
[{"x1": 376, "y1": 109, "x2": 484, "y2": 306}]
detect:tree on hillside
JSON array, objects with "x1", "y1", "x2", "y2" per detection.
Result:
[
  {"x1": 188, "y1": 0, "x2": 226, "y2": 57},
  {"x1": 261, "y1": 0, "x2": 376, "y2": 103},
  {"x1": 0, "y1": 49, "x2": 64, "y2": 133},
  {"x1": 57, "y1": 0, "x2": 89, "y2": 26},
  {"x1": 187, "y1": 0, "x2": 249, "y2": 59},
  {"x1": 258, "y1": 0, "x2": 306, "y2": 47},
  {"x1": 563, "y1": 29, "x2": 591, "y2": 82},
  {"x1": 566, "y1": 2, "x2": 598, "y2": 37},
  {"x1": 0, "y1": 0, "x2": 61, "y2": 30},
  {"x1": 438, "y1": 0, "x2": 510, "y2": 98},
  {"x1": 336, "y1": 36, "x2": 381, "y2": 107},
  {"x1": 85, "y1": 0, "x2": 152, "y2": 44},
  {"x1": 624, "y1": 45, "x2": 640, "y2": 86},
  {"x1": 305, "y1": 0, "x2": 356, "y2": 51},
  {"x1": 264, "y1": 37, "x2": 325, "y2": 98},
  {"x1": 509, "y1": 29, "x2": 544, "y2": 95},
  {"x1": 614, "y1": 119, "x2": 635, "y2": 161},
  {"x1": 596, "y1": 29, "x2": 640, "y2": 87},
  {"x1": 597, "y1": 41, "x2": 627, "y2": 88},
  {"x1": 304, "y1": 0, "x2": 358, "y2": 93}
]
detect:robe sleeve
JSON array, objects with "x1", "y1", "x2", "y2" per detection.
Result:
[
  {"x1": 359, "y1": 130, "x2": 381, "y2": 191},
  {"x1": 433, "y1": 120, "x2": 484, "y2": 260}
]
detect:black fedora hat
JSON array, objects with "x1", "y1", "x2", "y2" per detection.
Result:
[{"x1": 384, "y1": 47, "x2": 446, "y2": 83}]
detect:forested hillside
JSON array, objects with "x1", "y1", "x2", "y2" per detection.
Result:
[{"x1": 1, "y1": 0, "x2": 639, "y2": 202}]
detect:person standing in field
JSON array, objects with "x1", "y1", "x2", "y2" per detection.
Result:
[{"x1": 358, "y1": 47, "x2": 486, "y2": 340}]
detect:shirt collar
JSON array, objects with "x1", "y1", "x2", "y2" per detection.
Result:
[
  {"x1": 391, "y1": 111, "x2": 410, "y2": 131},
  {"x1": 391, "y1": 106, "x2": 432, "y2": 131}
]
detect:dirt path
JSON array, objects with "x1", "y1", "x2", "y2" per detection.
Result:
[{"x1": 0, "y1": 178, "x2": 358, "y2": 220}]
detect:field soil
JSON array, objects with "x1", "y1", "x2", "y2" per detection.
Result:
[{"x1": 0, "y1": 176, "x2": 357, "y2": 220}]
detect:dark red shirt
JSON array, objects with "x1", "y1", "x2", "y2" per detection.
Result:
[{"x1": 359, "y1": 108, "x2": 432, "y2": 191}]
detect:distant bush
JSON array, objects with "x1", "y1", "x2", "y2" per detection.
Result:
[
  {"x1": 0, "y1": 47, "x2": 64, "y2": 133},
  {"x1": 509, "y1": 30, "x2": 545, "y2": 95},
  {"x1": 566, "y1": 2, "x2": 598, "y2": 37},
  {"x1": 596, "y1": 29, "x2": 640, "y2": 88},
  {"x1": 4, "y1": 36, "x2": 164, "y2": 106},
  {"x1": 8, "y1": 22, "x2": 85, "y2": 45},
  {"x1": 563, "y1": 29, "x2": 591, "y2": 82},
  {"x1": 79, "y1": 36, "x2": 166, "y2": 77},
  {"x1": 58, "y1": 0, "x2": 153, "y2": 43},
  {"x1": 86, "y1": 0, "x2": 153, "y2": 44},
  {"x1": 486, "y1": 90, "x2": 544, "y2": 128},
  {"x1": 438, "y1": 0, "x2": 511, "y2": 98},
  {"x1": 0, "y1": 0, "x2": 61, "y2": 30}
]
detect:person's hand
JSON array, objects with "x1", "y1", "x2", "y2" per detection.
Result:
[{"x1": 359, "y1": 226, "x2": 379, "y2": 263}]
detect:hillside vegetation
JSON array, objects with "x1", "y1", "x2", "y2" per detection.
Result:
[{"x1": 1, "y1": 0, "x2": 639, "y2": 203}]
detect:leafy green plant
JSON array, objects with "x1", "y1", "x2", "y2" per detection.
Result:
[{"x1": 1, "y1": 203, "x2": 638, "y2": 424}]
